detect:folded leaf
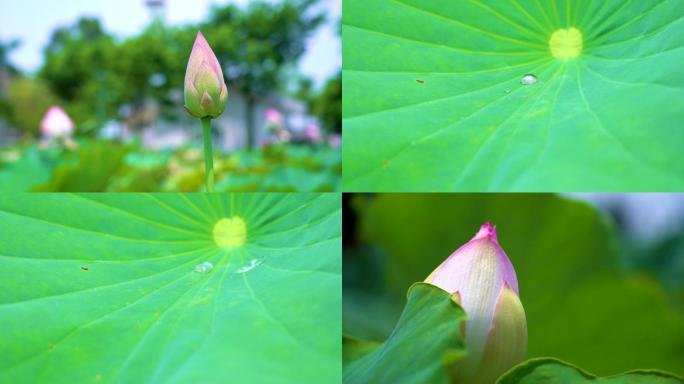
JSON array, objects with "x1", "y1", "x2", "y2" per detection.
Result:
[
  {"x1": 498, "y1": 358, "x2": 684, "y2": 383},
  {"x1": 343, "y1": 283, "x2": 466, "y2": 384}
]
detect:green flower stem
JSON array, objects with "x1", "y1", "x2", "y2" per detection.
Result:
[{"x1": 201, "y1": 117, "x2": 215, "y2": 192}]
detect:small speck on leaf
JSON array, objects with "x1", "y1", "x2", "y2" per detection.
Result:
[
  {"x1": 416, "y1": 79, "x2": 425, "y2": 84},
  {"x1": 80, "y1": 266, "x2": 89, "y2": 271}
]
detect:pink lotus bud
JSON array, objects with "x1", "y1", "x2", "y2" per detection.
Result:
[
  {"x1": 328, "y1": 133, "x2": 341, "y2": 148},
  {"x1": 40, "y1": 106, "x2": 74, "y2": 138},
  {"x1": 425, "y1": 222, "x2": 527, "y2": 384},
  {"x1": 184, "y1": 31, "x2": 228, "y2": 118},
  {"x1": 265, "y1": 108, "x2": 283, "y2": 125},
  {"x1": 304, "y1": 123, "x2": 321, "y2": 143}
]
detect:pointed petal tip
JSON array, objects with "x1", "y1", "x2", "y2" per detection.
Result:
[
  {"x1": 473, "y1": 221, "x2": 498, "y2": 241},
  {"x1": 193, "y1": 30, "x2": 211, "y2": 51}
]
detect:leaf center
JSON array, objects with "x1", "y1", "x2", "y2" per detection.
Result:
[
  {"x1": 549, "y1": 27, "x2": 582, "y2": 59},
  {"x1": 213, "y1": 216, "x2": 247, "y2": 248}
]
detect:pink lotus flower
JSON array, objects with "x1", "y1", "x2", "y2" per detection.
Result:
[
  {"x1": 328, "y1": 133, "x2": 341, "y2": 148},
  {"x1": 304, "y1": 123, "x2": 321, "y2": 143},
  {"x1": 425, "y1": 222, "x2": 527, "y2": 384},
  {"x1": 265, "y1": 108, "x2": 283, "y2": 125},
  {"x1": 184, "y1": 31, "x2": 228, "y2": 118},
  {"x1": 40, "y1": 106, "x2": 74, "y2": 138}
]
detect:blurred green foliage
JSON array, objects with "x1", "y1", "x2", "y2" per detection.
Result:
[
  {"x1": 0, "y1": 39, "x2": 21, "y2": 75},
  {"x1": 5, "y1": 78, "x2": 59, "y2": 135},
  {"x1": 312, "y1": 74, "x2": 341, "y2": 133},
  {"x1": 620, "y1": 229, "x2": 684, "y2": 306},
  {"x1": 0, "y1": 139, "x2": 340, "y2": 192},
  {"x1": 0, "y1": 146, "x2": 51, "y2": 191},
  {"x1": 207, "y1": 1, "x2": 322, "y2": 92},
  {"x1": 40, "y1": 18, "x2": 116, "y2": 107},
  {"x1": 343, "y1": 194, "x2": 684, "y2": 377}
]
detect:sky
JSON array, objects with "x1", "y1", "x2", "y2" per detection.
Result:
[{"x1": 0, "y1": 0, "x2": 341, "y2": 88}]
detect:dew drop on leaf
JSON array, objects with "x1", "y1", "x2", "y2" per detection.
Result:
[
  {"x1": 237, "y1": 259, "x2": 262, "y2": 274},
  {"x1": 520, "y1": 74, "x2": 538, "y2": 85},
  {"x1": 504, "y1": 88, "x2": 511, "y2": 94},
  {"x1": 194, "y1": 261, "x2": 213, "y2": 273}
]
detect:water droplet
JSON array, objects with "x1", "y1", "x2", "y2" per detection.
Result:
[
  {"x1": 237, "y1": 259, "x2": 262, "y2": 274},
  {"x1": 194, "y1": 261, "x2": 213, "y2": 273},
  {"x1": 504, "y1": 88, "x2": 511, "y2": 94},
  {"x1": 520, "y1": 74, "x2": 538, "y2": 85}
]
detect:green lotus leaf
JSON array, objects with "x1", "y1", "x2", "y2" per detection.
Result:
[
  {"x1": 343, "y1": 0, "x2": 684, "y2": 191},
  {"x1": 0, "y1": 193, "x2": 341, "y2": 383},
  {"x1": 343, "y1": 283, "x2": 466, "y2": 384},
  {"x1": 498, "y1": 358, "x2": 684, "y2": 383}
]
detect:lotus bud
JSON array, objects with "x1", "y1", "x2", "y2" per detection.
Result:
[
  {"x1": 40, "y1": 106, "x2": 74, "y2": 138},
  {"x1": 425, "y1": 222, "x2": 527, "y2": 384},
  {"x1": 264, "y1": 108, "x2": 284, "y2": 135},
  {"x1": 328, "y1": 133, "x2": 341, "y2": 148},
  {"x1": 304, "y1": 123, "x2": 322, "y2": 143},
  {"x1": 265, "y1": 108, "x2": 283, "y2": 126},
  {"x1": 184, "y1": 31, "x2": 228, "y2": 118}
]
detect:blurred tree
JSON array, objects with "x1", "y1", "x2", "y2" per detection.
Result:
[
  {"x1": 6, "y1": 77, "x2": 59, "y2": 135},
  {"x1": 202, "y1": 0, "x2": 325, "y2": 148},
  {"x1": 112, "y1": 25, "x2": 187, "y2": 129},
  {"x1": 0, "y1": 39, "x2": 21, "y2": 76},
  {"x1": 39, "y1": 17, "x2": 117, "y2": 127},
  {"x1": 0, "y1": 39, "x2": 21, "y2": 121},
  {"x1": 311, "y1": 73, "x2": 341, "y2": 133}
]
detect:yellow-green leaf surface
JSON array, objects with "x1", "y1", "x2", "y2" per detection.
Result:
[
  {"x1": 0, "y1": 193, "x2": 341, "y2": 383},
  {"x1": 343, "y1": 0, "x2": 684, "y2": 191},
  {"x1": 498, "y1": 358, "x2": 684, "y2": 383}
]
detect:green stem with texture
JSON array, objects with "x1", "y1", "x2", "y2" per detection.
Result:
[{"x1": 201, "y1": 117, "x2": 215, "y2": 192}]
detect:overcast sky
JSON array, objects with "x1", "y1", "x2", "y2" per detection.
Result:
[{"x1": 0, "y1": 0, "x2": 340, "y2": 88}]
